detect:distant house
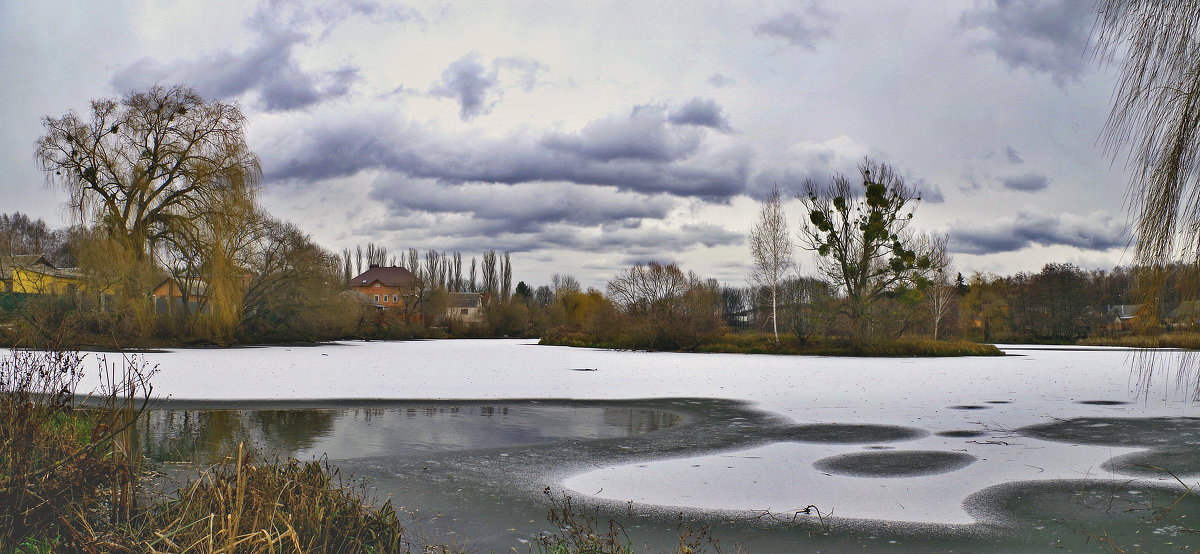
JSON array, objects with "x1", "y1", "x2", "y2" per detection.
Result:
[
  {"x1": 0, "y1": 255, "x2": 86, "y2": 295},
  {"x1": 1107, "y1": 304, "x2": 1145, "y2": 333},
  {"x1": 727, "y1": 309, "x2": 753, "y2": 328},
  {"x1": 446, "y1": 292, "x2": 485, "y2": 324},
  {"x1": 349, "y1": 265, "x2": 421, "y2": 309},
  {"x1": 150, "y1": 277, "x2": 209, "y2": 315},
  {"x1": 1169, "y1": 301, "x2": 1200, "y2": 327}
]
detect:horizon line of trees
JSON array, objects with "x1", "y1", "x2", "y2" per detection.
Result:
[{"x1": 1, "y1": 84, "x2": 538, "y2": 347}]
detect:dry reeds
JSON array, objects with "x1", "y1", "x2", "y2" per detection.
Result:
[
  {"x1": 125, "y1": 444, "x2": 418, "y2": 553},
  {"x1": 0, "y1": 349, "x2": 154, "y2": 551}
]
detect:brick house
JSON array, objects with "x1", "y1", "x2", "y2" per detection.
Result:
[
  {"x1": 349, "y1": 265, "x2": 421, "y2": 309},
  {"x1": 150, "y1": 276, "x2": 209, "y2": 315}
]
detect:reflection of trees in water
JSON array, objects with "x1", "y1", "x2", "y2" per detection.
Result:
[
  {"x1": 249, "y1": 410, "x2": 336, "y2": 454},
  {"x1": 141, "y1": 410, "x2": 243, "y2": 463},
  {"x1": 141, "y1": 403, "x2": 683, "y2": 462},
  {"x1": 140, "y1": 409, "x2": 336, "y2": 463},
  {"x1": 603, "y1": 408, "x2": 683, "y2": 435},
  {"x1": 355, "y1": 407, "x2": 386, "y2": 422},
  {"x1": 401, "y1": 406, "x2": 515, "y2": 418}
]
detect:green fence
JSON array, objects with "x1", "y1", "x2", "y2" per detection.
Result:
[{"x1": 0, "y1": 292, "x2": 33, "y2": 311}]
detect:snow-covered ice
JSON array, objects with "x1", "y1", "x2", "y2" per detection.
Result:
[{"x1": 69, "y1": 339, "x2": 1200, "y2": 525}]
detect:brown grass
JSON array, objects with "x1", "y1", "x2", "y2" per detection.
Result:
[
  {"x1": 1079, "y1": 332, "x2": 1200, "y2": 350},
  {"x1": 111, "y1": 444, "x2": 432, "y2": 553},
  {"x1": 543, "y1": 331, "x2": 1003, "y2": 357}
]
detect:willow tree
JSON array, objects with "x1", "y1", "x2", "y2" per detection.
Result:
[
  {"x1": 159, "y1": 182, "x2": 260, "y2": 341},
  {"x1": 36, "y1": 85, "x2": 260, "y2": 336},
  {"x1": 1094, "y1": 1, "x2": 1200, "y2": 395},
  {"x1": 1095, "y1": 1, "x2": 1200, "y2": 268}
]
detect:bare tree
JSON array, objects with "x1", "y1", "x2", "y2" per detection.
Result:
[
  {"x1": 922, "y1": 234, "x2": 954, "y2": 340},
  {"x1": 425, "y1": 249, "x2": 442, "y2": 289},
  {"x1": 36, "y1": 85, "x2": 260, "y2": 265},
  {"x1": 157, "y1": 181, "x2": 260, "y2": 340},
  {"x1": 482, "y1": 250, "x2": 498, "y2": 299},
  {"x1": 452, "y1": 252, "x2": 463, "y2": 292},
  {"x1": 796, "y1": 158, "x2": 940, "y2": 342},
  {"x1": 469, "y1": 257, "x2": 478, "y2": 292},
  {"x1": 440, "y1": 252, "x2": 450, "y2": 288},
  {"x1": 242, "y1": 217, "x2": 351, "y2": 341},
  {"x1": 606, "y1": 262, "x2": 722, "y2": 349},
  {"x1": 607, "y1": 262, "x2": 695, "y2": 311},
  {"x1": 552, "y1": 273, "x2": 581, "y2": 295},
  {"x1": 749, "y1": 185, "x2": 795, "y2": 342},
  {"x1": 356, "y1": 245, "x2": 363, "y2": 275},
  {"x1": 407, "y1": 248, "x2": 419, "y2": 278},
  {"x1": 501, "y1": 251, "x2": 512, "y2": 302}
]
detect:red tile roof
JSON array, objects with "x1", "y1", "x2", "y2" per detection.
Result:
[{"x1": 351, "y1": 265, "x2": 420, "y2": 288}]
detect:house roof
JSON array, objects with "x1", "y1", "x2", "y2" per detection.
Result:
[
  {"x1": 0, "y1": 255, "x2": 79, "y2": 280},
  {"x1": 351, "y1": 265, "x2": 420, "y2": 288},
  {"x1": 447, "y1": 292, "x2": 482, "y2": 308},
  {"x1": 1170, "y1": 300, "x2": 1200, "y2": 320},
  {"x1": 1108, "y1": 304, "x2": 1143, "y2": 318},
  {"x1": 152, "y1": 276, "x2": 210, "y2": 298}
]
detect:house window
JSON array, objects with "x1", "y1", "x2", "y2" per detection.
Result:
[
  {"x1": 373, "y1": 294, "x2": 379, "y2": 302},
  {"x1": 392, "y1": 295, "x2": 398, "y2": 302},
  {"x1": 381, "y1": 295, "x2": 387, "y2": 303},
  {"x1": 374, "y1": 283, "x2": 380, "y2": 287},
  {"x1": 460, "y1": 308, "x2": 469, "y2": 315}
]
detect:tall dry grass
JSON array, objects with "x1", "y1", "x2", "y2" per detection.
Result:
[
  {"x1": 0, "y1": 349, "x2": 155, "y2": 551},
  {"x1": 120, "y1": 444, "x2": 424, "y2": 553}
]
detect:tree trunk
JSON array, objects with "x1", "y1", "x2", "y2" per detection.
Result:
[{"x1": 771, "y1": 283, "x2": 779, "y2": 343}]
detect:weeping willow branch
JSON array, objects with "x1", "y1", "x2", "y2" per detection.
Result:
[{"x1": 1095, "y1": 1, "x2": 1200, "y2": 396}]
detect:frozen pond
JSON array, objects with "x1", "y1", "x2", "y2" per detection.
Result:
[{"x1": 81, "y1": 340, "x2": 1200, "y2": 551}]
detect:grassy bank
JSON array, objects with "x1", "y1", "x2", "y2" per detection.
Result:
[
  {"x1": 1079, "y1": 332, "x2": 1200, "y2": 350},
  {"x1": 541, "y1": 331, "x2": 1003, "y2": 357},
  {"x1": 0, "y1": 349, "x2": 424, "y2": 553}
]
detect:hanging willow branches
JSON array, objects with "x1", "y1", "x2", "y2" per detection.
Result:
[
  {"x1": 1095, "y1": 0, "x2": 1200, "y2": 265},
  {"x1": 1095, "y1": 1, "x2": 1200, "y2": 397}
]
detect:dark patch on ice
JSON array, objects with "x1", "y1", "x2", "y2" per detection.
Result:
[
  {"x1": 1075, "y1": 400, "x2": 1131, "y2": 405},
  {"x1": 986, "y1": 400, "x2": 1012, "y2": 404},
  {"x1": 1019, "y1": 417, "x2": 1200, "y2": 449},
  {"x1": 773, "y1": 423, "x2": 927, "y2": 444},
  {"x1": 937, "y1": 430, "x2": 987, "y2": 438},
  {"x1": 1102, "y1": 448, "x2": 1200, "y2": 477},
  {"x1": 813, "y1": 450, "x2": 975, "y2": 477},
  {"x1": 948, "y1": 405, "x2": 989, "y2": 410},
  {"x1": 863, "y1": 445, "x2": 895, "y2": 450},
  {"x1": 570, "y1": 367, "x2": 598, "y2": 372},
  {"x1": 964, "y1": 479, "x2": 1200, "y2": 528}
]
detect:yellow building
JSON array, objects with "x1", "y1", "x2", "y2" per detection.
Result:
[{"x1": 1, "y1": 255, "x2": 87, "y2": 295}]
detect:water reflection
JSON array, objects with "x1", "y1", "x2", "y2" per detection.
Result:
[{"x1": 140, "y1": 401, "x2": 683, "y2": 463}]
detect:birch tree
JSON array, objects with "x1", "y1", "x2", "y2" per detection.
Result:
[
  {"x1": 748, "y1": 185, "x2": 794, "y2": 342},
  {"x1": 923, "y1": 234, "x2": 954, "y2": 340}
]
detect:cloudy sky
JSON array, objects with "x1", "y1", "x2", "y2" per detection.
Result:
[{"x1": 0, "y1": 0, "x2": 1134, "y2": 288}]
